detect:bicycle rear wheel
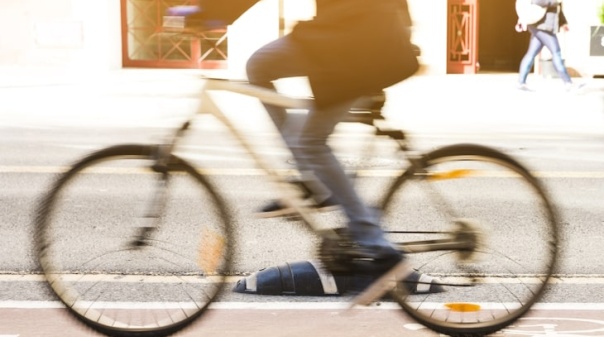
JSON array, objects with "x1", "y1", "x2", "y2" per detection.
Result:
[
  {"x1": 381, "y1": 144, "x2": 558, "y2": 337},
  {"x1": 35, "y1": 144, "x2": 233, "y2": 337}
]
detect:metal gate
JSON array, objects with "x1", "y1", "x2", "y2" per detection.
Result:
[
  {"x1": 447, "y1": 0, "x2": 479, "y2": 74},
  {"x1": 120, "y1": 0, "x2": 227, "y2": 69}
]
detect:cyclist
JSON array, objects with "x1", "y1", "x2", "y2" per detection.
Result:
[
  {"x1": 171, "y1": 0, "x2": 424, "y2": 276},
  {"x1": 246, "y1": 0, "x2": 418, "y2": 271}
]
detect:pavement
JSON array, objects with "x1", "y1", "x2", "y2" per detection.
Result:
[{"x1": 0, "y1": 66, "x2": 602, "y2": 136}]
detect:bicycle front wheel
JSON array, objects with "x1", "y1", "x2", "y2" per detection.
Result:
[
  {"x1": 35, "y1": 144, "x2": 233, "y2": 337},
  {"x1": 381, "y1": 144, "x2": 559, "y2": 337}
]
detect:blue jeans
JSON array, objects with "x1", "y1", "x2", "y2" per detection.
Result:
[
  {"x1": 518, "y1": 27, "x2": 571, "y2": 84},
  {"x1": 246, "y1": 36, "x2": 387, "y2": 245}
]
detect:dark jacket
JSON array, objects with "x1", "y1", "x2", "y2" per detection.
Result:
[
  {"x1": 531, "y1": 0, "x2": 567, "y2": 33},
  {"x1": 291, "y1": 0, "x2": 418, "y2": 107}
]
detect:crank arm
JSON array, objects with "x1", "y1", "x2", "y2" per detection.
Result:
[
  {"x1": 349, "y1": 259, "x2": 413, "y2": 308},
  {"x1": 397, "y1": 238, "x2": 475, "y2": 254}
]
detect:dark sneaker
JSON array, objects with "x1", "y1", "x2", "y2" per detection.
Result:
[
  {"x1": 343, "y1": 242, "x2": 403, "y2": 275},
  {"x1": 255, "y1": 195, "x2": 339, "y2": 218},
  {"x1": 255, "y1": 200, "x2": 294, "y2": 218},
  {"x1": 319, "y1": 228, "x2": 403, "y2": 276},
  {"x1": 399, "y1": 269, "x2": 445, "y2": 294}
]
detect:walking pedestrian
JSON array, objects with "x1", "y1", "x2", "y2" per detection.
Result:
[{"x1": 516, "y1": 0, "x2": 582, "y2": 91}]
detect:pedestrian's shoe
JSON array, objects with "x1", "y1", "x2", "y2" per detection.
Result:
[
  {"x1": 565, "y1": 82, "x2": 586, "y2": 93},
  {"x1": 517, "y1": 83, "x2": 533, "y2": 92}
]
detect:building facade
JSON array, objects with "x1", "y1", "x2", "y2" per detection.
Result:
[{"x1": 0, "y1": 0, "x2": 602, "y2": 76}]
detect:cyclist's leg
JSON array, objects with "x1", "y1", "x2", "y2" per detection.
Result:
[
  {"x1": 247, "y1": 36, "x2": 396, "y2": 257},
  {"x1": 246, "y1": 35, "x2": 332, "y2": 203},
  {"x1": 246, "y1": 35, "x2": 304, "y2": 127},
  {"x1": 296, "y1": 101, "x2": 397, "y2": 255}
]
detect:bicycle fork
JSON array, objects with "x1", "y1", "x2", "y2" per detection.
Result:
[
  {"x1": 129, "y1": 121, "x2": 192, "y2": 248},
  {"x1": 130, "y1": 173, "x2": 170, "y2": 248}
]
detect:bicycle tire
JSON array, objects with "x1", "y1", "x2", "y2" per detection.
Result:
[
  {"x1": 381, "y1": 143, "x2": 559, "y2": 337},
  {"x1": 35, "y1": 144, "x2": 233, "y2": 337}
]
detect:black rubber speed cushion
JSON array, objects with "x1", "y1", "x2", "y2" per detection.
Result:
[
  {"x1": 233, "y1": 261, "x2": 379, "y2": 296},
  {"x1": 233, "y1": 261, "x2": 446, "y2": 296},
  {"x1": 234, "y1": 261, "x2": 326, "y2": 295}
]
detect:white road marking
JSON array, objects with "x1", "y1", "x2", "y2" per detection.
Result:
[
  {"x1": 1, "y1": 165, "x2": 604, "y2": 178},
  {"x1": 504, "y1": 317, "x2": 604, "y2": 335},
  {"x1": 1, "y1": 301, "x2": 604, "y2": 311},
  {"x1": 0, "y1": 274, "x2": 237, "y2": 283}
]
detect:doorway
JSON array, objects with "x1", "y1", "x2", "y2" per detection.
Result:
[{"x1": 477, "y1": 0, "x2": 529, "y2": 72}]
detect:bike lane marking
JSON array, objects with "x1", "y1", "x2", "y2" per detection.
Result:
[
  {"x1": 2, "y1": 304, "x2": 604, "y2": 337},
  {"x1": 401, "y1": 304, "x2": 604, "y2": 336},
  {"x1": 503, "y1": 317, "x2": 604, "y2": 336}
]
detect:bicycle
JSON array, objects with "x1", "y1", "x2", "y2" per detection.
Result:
[{"x1": 34, "y1": 75, "x2": 560, "y2": 337}]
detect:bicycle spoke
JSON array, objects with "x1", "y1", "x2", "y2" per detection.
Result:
[
  {"x1": 35, "y1": 145, "x2": 232, "y2": 336},
  {"x1": 382, "y1": 144, "x2": 558, "y2": 336}
]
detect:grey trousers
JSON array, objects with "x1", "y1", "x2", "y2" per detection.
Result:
[{"x1": 246, "y1": 35, "x2": 387, "y2": 244}]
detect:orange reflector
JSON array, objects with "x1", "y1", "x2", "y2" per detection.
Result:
[
  {"x1": 428, "y1": 169, "x2": 475, "y2": 181},
  {"x1": 198, "y1": 229, "x2": 225, "y2": 274},
  {"x1": 445, "y1": 303, "x2": 482, "y2": 312}
]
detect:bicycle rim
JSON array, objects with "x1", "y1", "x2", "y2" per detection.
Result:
[
  {"x1": 381, "y1": 144, "x2": 558, "y2": 336},
  {"x1": 35, "y1": 144, "x2": 233, "y2": 337}
]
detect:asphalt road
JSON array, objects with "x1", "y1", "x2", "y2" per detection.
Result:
[{"x1": 1, "y1": 122, "x2": 604, "y2": 336}]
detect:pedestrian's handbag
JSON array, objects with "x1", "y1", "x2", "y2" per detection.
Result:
[{"x1": 515, "y1": 0, "x2": 547, "y2": 24}]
